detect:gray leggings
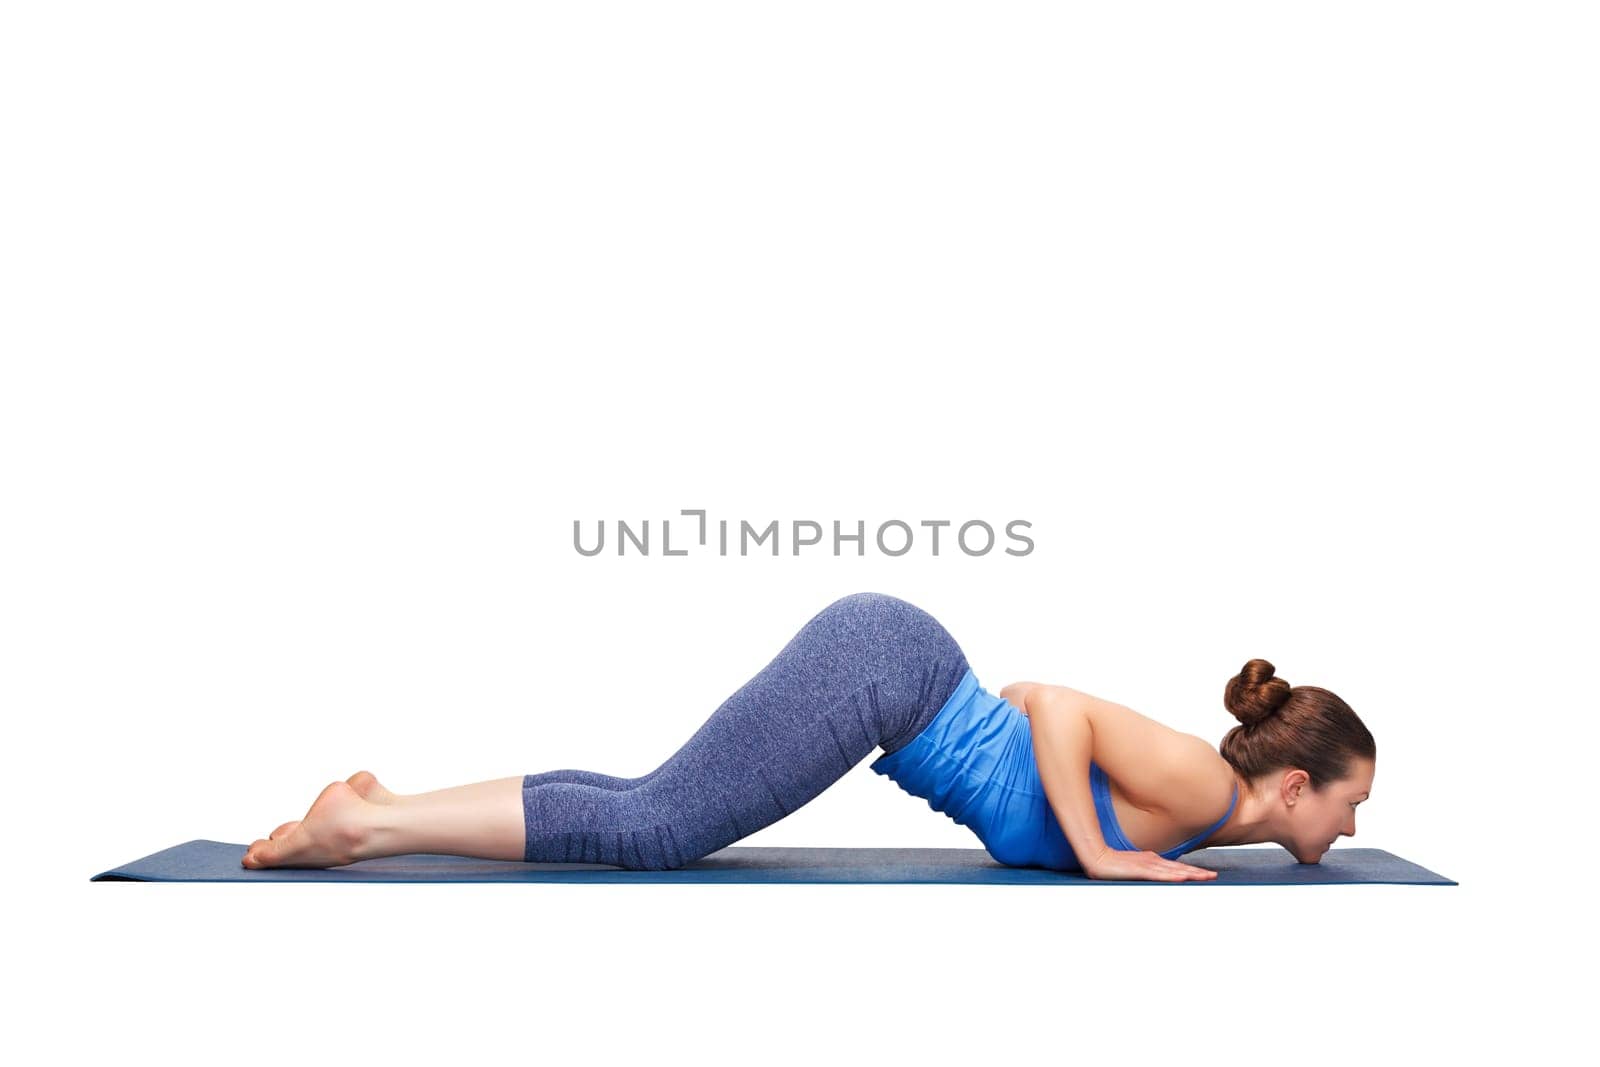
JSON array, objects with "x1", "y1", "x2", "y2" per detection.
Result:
[{"x1": 522, "y1": 591, "x2": 971, "y2": 870}]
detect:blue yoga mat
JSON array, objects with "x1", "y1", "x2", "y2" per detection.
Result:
[{"x1": 91, "y1": 839, "x2": 1456, "y2": 885}]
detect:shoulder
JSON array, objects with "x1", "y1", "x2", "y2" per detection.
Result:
[{"x1": 1026, "y1": 687, "x2": 1234, "y2": 822}]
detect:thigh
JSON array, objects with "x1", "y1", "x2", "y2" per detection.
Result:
[
  {"x1": 625, "y1": 592, "x2": 971, "y2": 859},
  {"x1": 636, "y1": 592, "x2": 968, "y2": 779}
]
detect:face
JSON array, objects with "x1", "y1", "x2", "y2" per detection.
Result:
[{"x1": 1284, "y1": 757, "x2": 1375, "y2": 863}]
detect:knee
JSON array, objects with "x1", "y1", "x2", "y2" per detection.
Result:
[
  {"x1": 613, "y1": 817, "x2": 701, "y2": 872},
  {"x1": 620, "y1": 851, "x2": 695, "y2": 873}
]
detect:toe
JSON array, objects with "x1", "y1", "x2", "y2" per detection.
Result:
[{"x1": 250, "y1": 833, "x2": 292, "y2": 868}]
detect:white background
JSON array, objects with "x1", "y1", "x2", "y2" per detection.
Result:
[{"x1": 4, "y1": 1, "x2": 1594, "y2": 1063}]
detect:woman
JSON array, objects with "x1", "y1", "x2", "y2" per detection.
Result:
[{"x1": 241, "y1": 592, "x2": 1377, "y2": 882}]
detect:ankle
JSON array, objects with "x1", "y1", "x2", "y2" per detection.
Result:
[{"x1": 345, "y1": 798, "x2": 393, "y2": 862}]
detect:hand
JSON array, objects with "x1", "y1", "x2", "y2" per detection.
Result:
[{"x1": 1083, "y1": 847, "x2": 1218, "y2": 882}]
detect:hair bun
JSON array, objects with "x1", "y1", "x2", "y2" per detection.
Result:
[{"x1": 1225, "y1": 658, "x2": 1292, "y2": 728}]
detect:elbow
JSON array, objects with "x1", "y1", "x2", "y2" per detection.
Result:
[
  {"x1": 1022, "y1": 687, "x2": 1089, "y2": 720},
  {"x1": 998, "y1": 682, "x2": 1035, "y2": 708}
]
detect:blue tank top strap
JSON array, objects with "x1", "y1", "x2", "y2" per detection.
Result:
[
  {"x1": 1159, "y1": 781, "x2": 1238, "y2": 859},
  {"x1": 1094, "y1": 760, "x2": 1238, "y2": 858},
  {"x1": 1088, "y1": 761, "x2": 1137, "y2": 851}
]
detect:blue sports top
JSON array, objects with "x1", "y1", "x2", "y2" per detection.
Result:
[{"x1": 870, "y1": 666, "x2": 1237, "y2": 871}]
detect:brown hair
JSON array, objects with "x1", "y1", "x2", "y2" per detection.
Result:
[{"x1": 1219, "y1": 658, "x2": 1376, "y2": 795}]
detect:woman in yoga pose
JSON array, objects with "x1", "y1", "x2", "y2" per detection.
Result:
[{"x1": 241, "y1": 591, "x2": 1376, "y2": 882}]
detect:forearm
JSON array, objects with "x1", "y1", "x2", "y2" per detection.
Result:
[{"x1": 1026, "y1": 691, "x2": 1111, "y2": 867}]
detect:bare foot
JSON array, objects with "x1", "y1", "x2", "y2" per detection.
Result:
[
  {"x1": 256, "y1": 771, "x2": 390, "y2": 844},
  {"x1": 346, "y1": 769, "x2": 400, "y2": 804},
  {"x1": 241, "y1": 780, "x2": 378, "y2": 869}
]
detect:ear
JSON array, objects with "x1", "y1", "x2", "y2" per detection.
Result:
[{"x1": 1280, "y1": 768, "x2": 1312, "y2": 804}]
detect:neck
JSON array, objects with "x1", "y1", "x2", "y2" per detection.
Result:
[{"x1": 1201, "y1": 773, "x2": 1282, "y2": 849}]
